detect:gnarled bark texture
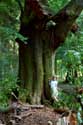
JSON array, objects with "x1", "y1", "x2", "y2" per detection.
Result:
[{"x1": 17, "y1": 0, "x2": 83, "y2": 104}]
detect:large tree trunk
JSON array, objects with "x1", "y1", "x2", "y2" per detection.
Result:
[
  {"x1": 18, "y1": 29, "x2": 53, "y2": 104},
  {"x1": 17, "y1": 0, "x2": 83, "y2": 104}
]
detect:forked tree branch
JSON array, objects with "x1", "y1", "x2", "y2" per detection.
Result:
[
  {"x1": 25, "y1": 0, "x2": 51, "y2": 20},
  {"x1": 49, "y1": 0, "x2": 83, "y2": 49},
  {"x1": 22, "y1": 0, "x2": 83, "y2": 49}
]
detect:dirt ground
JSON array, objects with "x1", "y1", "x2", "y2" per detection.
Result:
[
  {"x1": 0, "y1": 104, "x2": 60, "y2": 125},
  {"x1": 21, "y1": 106, "x2": 59, "y2": 125}
]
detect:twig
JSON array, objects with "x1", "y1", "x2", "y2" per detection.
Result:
[
  {"x1": 11, "y1": 92, "x2": 25, "y2": 106},
  {"x1": 21, "y1": 113, "x2": 32, "y2": 118}
]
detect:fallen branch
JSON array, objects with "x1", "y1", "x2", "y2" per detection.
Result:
[
  {"x1": 21, "y1": 112, "x2": 32, "y2": 118},
  {"x1": 11, "y1": 92, "x2": 44, "y2": 109}
]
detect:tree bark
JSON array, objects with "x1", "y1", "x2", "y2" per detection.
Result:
[
  {"x1": 17, "y1": 0, "x2": 83, "y2": 104},
  {"x1": 31, "y1": 33, "x2": 44, "y2": 104},
  {"x1": 18, "y1": 42, "x2": 34, "y2": 102}
]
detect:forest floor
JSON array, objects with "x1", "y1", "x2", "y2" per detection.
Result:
[
  {"x1": 21, "y1": 105, "x2": 59, "y2": 125},
  {"x1": 0, "y1": 103, "x2": 61, "y2": 125}
]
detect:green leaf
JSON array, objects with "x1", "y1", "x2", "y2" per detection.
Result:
[{"x1": 0, "y1": 26, "x2": 28, "y2": 44}]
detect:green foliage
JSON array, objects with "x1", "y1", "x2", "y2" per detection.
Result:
[
  {"x1": 0, "y1": 74, "x2": 18, "y2": 106},
  {"x1": 48, "y1": 0, "x2": 69, "y2": 12},
  {"x1": 19, "y1": 88, "x2": 28, "y2": 102},
  {"x1": 0, "y1": 0, "x2": 27, "y2": 43},
  {"x1": 0, "y1": 0, "x2": 28, "y2": 108},
  {"x1": 54, "y1": 11, "x2": 83, "y2": 123},
  {"x1": 0, "y1": 26, "x2": 27, "y2": 44},
  {"x1": 0, "y1": 47, "x2": 18, "y2": 106},
  {"x1": 0, "y1": 1, "x2": 19, "y2": 25},
  {"x1": 63, "y1": 50, "x2": 81, "y2": 66}
]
